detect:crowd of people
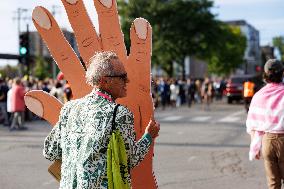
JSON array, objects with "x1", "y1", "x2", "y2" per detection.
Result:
[
  {"x1": 0, "y1": 74, "x2": 228, "y2": 131},
  {"x1": 0, "y1": 76, "x2": 73, "y2": 131},
  {"x1": 152, "y1": 77, "x2": 227, "y2": 110}
]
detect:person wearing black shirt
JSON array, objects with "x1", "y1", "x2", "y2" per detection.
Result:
[{"x1": 0, "y1": 78, "x2": 9, "y2": 126}]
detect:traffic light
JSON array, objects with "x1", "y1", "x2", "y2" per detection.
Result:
[
  {"x1": 19, "y1": 32, "x2": 29, "y2": 57},
  {"x1": 19, "y1": 32, "x2": 30, "y2": 65}
]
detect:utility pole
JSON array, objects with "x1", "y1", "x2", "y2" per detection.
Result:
[
  {"x1": 14, "y1": 8, "x2": 28, "y2": 38},
  {"x1": 26, "y1": 24, "x2": 30, "y2": 80},
  {"x1": 13, "y1": 8, "x2": 29, "y2": 77}
]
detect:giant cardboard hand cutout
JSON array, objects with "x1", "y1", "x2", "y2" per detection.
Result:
[{"x1": 24, "y1": 0, "x2": 157, "y2": 188}]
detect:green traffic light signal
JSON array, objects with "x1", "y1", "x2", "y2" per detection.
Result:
[
  {"x1": 19, "y1": 32, "x2": 29, "y2": 56},
  {"x1": 20, "y1": 47, "x2": 27, "y2": 55}
]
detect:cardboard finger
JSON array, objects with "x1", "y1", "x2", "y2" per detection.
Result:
[
  {"x1": 132, "y1": 146, "x2": 158, "y2": 189},
  {"x1": 32, "y1": 6, "x2": 92, "y2": 99},
  {"x1": 127, "y1": 19, "x2": 152, "y2": 99},
  {"x1": 61, "y1": 0, "x2": 102, "y2": 66},
  {"x1": 24, "y1": 90, "x2": 63, "y2": 126},
  {"x1": 117, "y1": 17, "x2": 155, "y2": 187},
  {"x1": 117, "y1": 20, "x2": 152, "y2": 124},
  {"x1": 129, "y1": 18, "x2": 152, "y2": 73},
  {"x1": 94, "y1": 0, "x2": 127, "y2": 62},
  {"x1": 116, "y1": 97, "x2": 157, "y2": 188}
]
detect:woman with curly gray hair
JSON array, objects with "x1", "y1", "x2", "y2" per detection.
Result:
[{"x1": 43, "y1": 51, "x2": 160, "y2": 189}]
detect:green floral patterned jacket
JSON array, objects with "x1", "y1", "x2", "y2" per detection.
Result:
[{"x1": 43, "y1": 88, "x2": 152, "y2": 189}]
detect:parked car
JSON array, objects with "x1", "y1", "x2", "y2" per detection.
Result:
[{"x1": 225, "y1": 74, "x2": 264, "y2": 104}]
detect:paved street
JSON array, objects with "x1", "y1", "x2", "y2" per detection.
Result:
[
  {"x1": 0, "y1": 100, "x2": 267, "y2": 189},
  {"x1": 153, "y1": 101, "x2": 266, "y2": 189}
]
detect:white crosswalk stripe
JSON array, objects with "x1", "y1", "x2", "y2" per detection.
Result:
[
  {"x1": 218, "y1": 116, "x2": 240, "y2": 123},
  {"x1": 162, "y1": 116, "x2": 183, "y2": 121},
  {"x1": 190, "y1": 116, "x2": 211, "y2": 122},
  {"x1": 156, "y1": 110, "x2": 245, "y2": 123},
  {"x1": 217, "y1": 110, "x2": 244, "y2": 123}
]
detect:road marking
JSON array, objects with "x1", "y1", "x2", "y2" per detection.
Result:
[
  {"x1": 191, "y1": 116, "x2": 211, "y2": 122},
  {"x1": 187, "y1": 156, "x2": 197, "y2": 163},
  {"x1": 42, "y1": 179, "x2": 56, "y2": 186},
  {"x1": 162, "y1": 116, "x2": 183, "y2": 121},
  {"x1": 230, "y1": 110, "x2": 245, "y2": 117},
  {"x1": 156, "y1": 110, "x2": 245, "y2": 123},
  {"x1": 217, "y1": 110, "x2": 244, "y2": 123},
  {"x1": 155, "y1": 113, "x2": 172, "y2": 119},
  {"x1": 218, "y1": 116, "x2": 240, "y2": 123}
]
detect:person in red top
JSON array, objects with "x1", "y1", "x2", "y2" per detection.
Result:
[{"x1": 10, "y1": 78, "x2": 26, "y2": 131}]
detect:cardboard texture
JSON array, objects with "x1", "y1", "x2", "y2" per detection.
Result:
[
  {"x1": 25, "y1": 0, "x2": 157, "y2": 188},
  {"x1": 48, "y1": 160, "x2": 62, "y2": 182}
]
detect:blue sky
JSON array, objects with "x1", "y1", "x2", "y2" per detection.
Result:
[
  {"x1": 214, "y1": 0, "x2": 284, "y2": 45},
  {"x1": 1, "y1": 0, "x2": 284, "y2": 66}
]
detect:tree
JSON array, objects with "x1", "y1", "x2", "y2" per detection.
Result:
[
  {"x1": 207, "y1": 24, "x2": 246, "y2": 75},
  {"x1": 273, "y1": 36, "x2": 284, "y2": 62},
  {"x1": 33, "y1": 56, "x2": 52, "y2": 80},
  {"x1": 0, "y1": 65, "x2": 19, "y2": 78},
  {"x1": 118, "y1": 0, "x2": 217, "y2": 75},
  {"x1": 118, "y1": 0, "x2": 246, "y2": 76}
]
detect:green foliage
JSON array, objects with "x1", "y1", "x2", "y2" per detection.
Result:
[
  {"x1": 118, "y1": 0, "x2": 216, "y2": 74},
  {"x1": 33, "y1": 56, "x2": 51, "y2": 80},
  {"x1": 207, "y1": 24, "x2": 246, "y2": 75},
  {"x1": 118, "y1": 0, "x2": 246, "y2": 76},
  {"x1": 0, "y1": 65, "x2": 19, "y2": 78},
  {"x1": 273, "y1": 36, "x2": 284, "y2": 61}
]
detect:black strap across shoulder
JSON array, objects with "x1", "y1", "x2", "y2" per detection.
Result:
[
  {"x1": 99, "y1": 104, "x2": 120, "y2": 154},
  {"x1": 111, "y1": 104, "x2": 120, "y2": 131}
]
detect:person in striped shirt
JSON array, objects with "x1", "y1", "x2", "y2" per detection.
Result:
[{"x1": 246, "y1": 59, "x2": 284, "y2": 189}]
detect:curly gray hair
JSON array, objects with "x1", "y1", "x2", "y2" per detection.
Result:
[{"x1": 85, "y1": 51, "x2": 118, "y2": 86}]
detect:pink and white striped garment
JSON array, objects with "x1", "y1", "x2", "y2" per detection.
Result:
[{"x1": 246, "y1": 83, "x2": 284, "y2": 161}]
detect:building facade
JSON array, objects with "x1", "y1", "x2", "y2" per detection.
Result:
[
  {"x1": 27, "y1": 29, "x2": 79, "y2": 78},
  {"x1": 160, "y1": 20, "x2": 262, "y2": 79},
  {"x1": 28, "y1": 28, "x2": 79, "y2": 57},
  {"x1": 261, "y1": 46, "x2": 275, "y2": 65},
  {"x1": 226, "y1": 20, "x2": 261, "y2": 75}
]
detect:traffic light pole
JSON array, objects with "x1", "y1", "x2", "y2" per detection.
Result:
[
  {"x1": 26, "y1": 24, "x2": 30, "y2": 81},
  {"x1": 15, "y1": 8, "x2": 28, "y2": 77}
]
